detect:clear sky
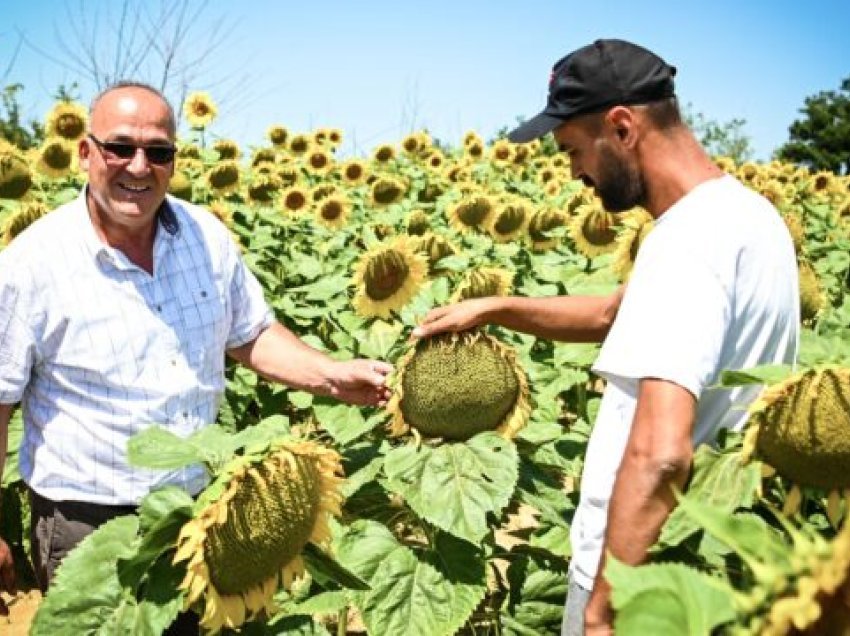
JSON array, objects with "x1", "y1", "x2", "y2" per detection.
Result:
[{"x1": 2, "y1": 0, "x2": 849, "y2": 160}]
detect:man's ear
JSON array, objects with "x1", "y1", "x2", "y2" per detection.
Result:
[
  {"x1": 606, "y1": 106, "x2": 637, "y2": 148},
  {"x1": 78, "y1": 137, "x2": 91, "y2": 171}
]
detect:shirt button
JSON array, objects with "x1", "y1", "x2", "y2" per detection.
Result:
[
  {"x1": 182, "y1": 412, "x2": 189, "y2": 418},
  {"x1": 171, "y1": 360, "x2": 177, "y2": 366},
  {"x1": 156, "y1": 304, "x2": 162, "y2": 312},
  {"x1": 200, "y1": 291, "x2": 208, "y2": 298}
]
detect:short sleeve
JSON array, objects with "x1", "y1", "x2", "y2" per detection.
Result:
[
  {"x1": 0, "y1": 268, "x2": 37, "y2": 403},
  {"x1": 592, "y1": 239, "x2": 731, "y2": 399},
  {"x1": 224, "y1": 240, "x2": 274, "y2": 349}
]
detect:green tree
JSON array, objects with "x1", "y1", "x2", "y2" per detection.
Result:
[
  {"x1": 683, "y1": 104, "x2": 754, "y2": 164},
  {"x1": 776, "y1": 77, "x2": 850, "y2": 175},
  {"x1": 0, "y1": 83, "x2": 43, "y2": 150}
]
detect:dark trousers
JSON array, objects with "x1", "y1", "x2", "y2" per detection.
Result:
[{"x1": 29, "y1": 488, "x2": 199, "y2": 635}]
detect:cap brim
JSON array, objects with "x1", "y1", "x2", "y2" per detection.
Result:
[{"x1": 507, "y1": 112, "x2": 563, "y2": 143}]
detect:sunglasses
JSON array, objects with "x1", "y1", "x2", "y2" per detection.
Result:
[{"x1": 87, "y1": 134, "x2": 177, "y2": 165}]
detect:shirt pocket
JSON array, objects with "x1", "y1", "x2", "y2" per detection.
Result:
[{"x1": 171, "y1": 275, "x2": 229, "y2": 357}]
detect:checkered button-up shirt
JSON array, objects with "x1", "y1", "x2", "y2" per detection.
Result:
[{"x1": 0, "y1": 191, "x2": 273, "y2": 504}]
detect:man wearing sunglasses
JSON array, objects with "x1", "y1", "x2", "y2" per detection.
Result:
[{"x1": 0, "y1": 82, "x2": 393, "y2": 616}]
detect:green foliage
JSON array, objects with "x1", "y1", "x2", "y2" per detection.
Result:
[
  {"x1": 777, "y1": 77, "x2": 850, "y2": 175},
  {"x1": 0, "y1": 84, "x2": 43, "y2": 150},
  {"x1": 683, "y1": 103, "x2": 754, "y2": 163}
]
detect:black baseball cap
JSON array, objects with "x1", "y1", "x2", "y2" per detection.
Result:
[{"x1": 508, "y1": 39, "x2": 677, "y2": 143}]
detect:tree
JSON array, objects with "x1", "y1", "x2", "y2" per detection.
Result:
[
  {"x1": 776, "y1": 77, "x2": 850, "y2": 176},
  {"x1": 683, "y1": 104, "x2": 754, "y2": 164}
]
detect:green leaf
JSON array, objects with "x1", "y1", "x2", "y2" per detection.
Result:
[
  {"x1": 655, "y1": 445, "x2": 761, "y2": 550},
  {"x1": 382, "y1": 433, "x2": 519, "y2": 543},
  {"x1": 716, "y1": 364, "x2": 794, "y2": 387},
  {"x1": 286, "y1": 590, "x2": 349, "y2": 616},
  {"x1": 302, "y1": 543, "x2": 370, "y2": 591},
  {"x1": 127, "y1": 426, "x2": 206, "y2": 470},
  {"x1": 607, "y1": 557, "x2": 736, "y2": 636},
  {"x1": 288, "y1": 390, "x2": 314, "y2": 409},
  {"x1": 313, "y1": 401, "x2": 377, "y2": 445},
  {"x1": 335, "y1": 520, "x2": 486, "y2": 636},
  {"x1": 31, "y1": 515, "x2": 144, "y2": 635},
  {"x1": 137, "y1": 486, "x2": 194, "y2": 533},
  {"x1": 2, "y1": 407, "x2": 23, "y2": 485},
  {"x1": 359, "y1": 319, "x2": 404, "y2": 359}
]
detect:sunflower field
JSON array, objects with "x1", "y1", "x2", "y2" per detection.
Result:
[{"x1": 2, "y1": 92, "x2": 850, "y2": 635}]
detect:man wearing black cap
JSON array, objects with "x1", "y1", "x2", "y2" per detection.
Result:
[{"x1": 413, "y1": 39, "x2": 799, "y2": 634}]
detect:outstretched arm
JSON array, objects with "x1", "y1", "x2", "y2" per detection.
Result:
[
  {"x1": 227, "y1": 322, "x2": 392, "y2": 407},
  {"x1": 413, "y1": 286, "x2": 625, "y2": 343}
]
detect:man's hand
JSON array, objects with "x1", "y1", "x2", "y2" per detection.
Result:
[
  {"x1": 411, "y1": 298, "x2": 492, "y2": 339},
  {"x1": 0, "y1": 537, "x2": 16, "y2": 616},
  {"x1": 324, "y1": 359, "x2": 393, "y2": 407},
  {"x1": 584, "y1": 589, "x2": 615, "y2": 635}
]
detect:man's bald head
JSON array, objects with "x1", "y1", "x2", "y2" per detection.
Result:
[{"x1": 89, "y1": 82, "x2": 177, "y2": 137}]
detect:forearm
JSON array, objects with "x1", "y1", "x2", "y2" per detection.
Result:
[
  {"x1": 0, "y1": 403, "x2": 12, "y2": 486},
  {"x1": 227, "y1": 322, "x2": 336, "y2": 396},
  {"x1": 480, "y1": 291, "x2": 622, "y2": 342}
]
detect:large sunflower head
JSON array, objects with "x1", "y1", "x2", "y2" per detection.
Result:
[
  {"x1": 387, "y1": 331, "x2": 531, "y2": 441},
  {"x1": 369, "y1": 175, "x2": 407, "y2": 208},
  {"x1": 213, "y1": 139, "x2": 241, "y2": 161},
  {"x1": 44, "y1": 101, "x2": 87, "y2": 141},
  {"x1": 352, "y1": 236, "x2": 428, "y2": 319},
  {"x1": 2, "y1": 200, "x2": 50, "y2": 244},
  {"x1": 611, "y1": 209, "x2": 654, "y2": 281},
  {"x1": 206, "y1": 160, "x2": 241, "y2": 194},
  {"x1": 35, "y1": 137, "x2": 76, "y2": 178},
  {"x1": 183, "y1": 91, "x2": 218, "y2": 129},
  {"x1": 488, "y1": 198, "x2": 529, "y2": 242},
  {"x1": 0, "y1": 151, "x2": 33, "y2": 200},
  {"x1": 448, "y1": 194, "x2": 494, "y2": 233},
  {"x1": 174, "y1": 438, "x2": 344, "y2": 633},
  {"x1": 569, "y1": 202, "x2": 620, "y2": 258},
  {"x1": 742, "y1": 366, "x2": 850, "y2": 503},
  {"x1": 315, "y1": 194, "x2": 351, "y2": 230},
  {"x1": 527, "y1": 208, "x2": 568, "y2": 251},
  {"x1": 412, "y1": 232, "x2": 459, "y2": 274},
  {"x1": 451, "y1": 267, "x2": 513, "y2": 302}
]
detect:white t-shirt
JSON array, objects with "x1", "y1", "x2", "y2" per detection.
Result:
[{"x1": 569, "y1": 175, "x2": 799, "y2": 589}]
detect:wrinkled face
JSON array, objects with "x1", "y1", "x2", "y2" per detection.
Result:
[
  {"x1": 79, "y1": 87, "x2": 175, "y2": 232},
  {"x1": 553, "y1": 114, "x2": 646, "y2": 212}
]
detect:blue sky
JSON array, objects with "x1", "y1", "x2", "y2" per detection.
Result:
[{"x1": 2, "y1": 0, "x2": 849, "y2": 160}]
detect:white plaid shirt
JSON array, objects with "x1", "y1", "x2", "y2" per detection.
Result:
[{"x1": 0, "y1": 191, "x2": 273, "y2": 504}]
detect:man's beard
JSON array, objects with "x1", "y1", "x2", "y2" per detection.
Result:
[{"x1": 594, "y1": 143, "x2": 646, "y2": 212}]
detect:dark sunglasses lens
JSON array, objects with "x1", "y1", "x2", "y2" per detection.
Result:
[
  {"x1": 144, "y1": 147, "x2": 176, "y2": 164},
  {"x1": 103, "y1": 142, "x2": 137, "y2": 159}
]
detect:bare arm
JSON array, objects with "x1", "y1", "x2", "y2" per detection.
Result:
[
  {"x1": 584, "y1": 378, "x2": 695, "y2": 633},
  {"x1": 227, "y1": 322, "x2": 392, "y2": 407},
  {"x1": 413, "y1": 287, "x2": 625, "y2": 343}
]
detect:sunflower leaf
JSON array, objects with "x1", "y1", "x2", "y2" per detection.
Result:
[
  {"x1": 716, "y1": 364, "x2": 794, "y2": 387},
  {"x1": 335, "y1": 520, "x2": 486, "y2": 636},
  {"x1": 302, "y1": 542, "x2": 370, "y2": 591},
  {"x1": 382, "y1": 432, "x2": 519, "y2": 544}
]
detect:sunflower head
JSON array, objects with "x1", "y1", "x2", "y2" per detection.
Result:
[
  {"x1": 406, "y1": 209, "x2": 430, "y2": 236},
  {"x1": 281, "y1": 186, "x2": 311, "y2": 215},
  {"x1": 372, "y1": 144, "x2": 396, "y2": 164},
  {"x1": 424, "y1": 151, "x2": 445, "y2": 171},
  {"x1": 304, "y1": 148, "x2": 334, "y2": 176},
  {"x1": 288, "y1": 134, "x2": 311, "y2": 156},
  {"x1": 369, "y1": 176, "x2": 407, "y2": 208},
  {"x1": 169, "y1": 170, "x2": 194, "y2": 201},
  {"x1": 387, "y1": 331, "x2": 531, "y2": 441},
  {"x1": 412, "y1": 232, "x2": 459, "y2": 274},
  {"x1": 206, "y1": 161, "x2": 241, "y2": 194},
  {"x1": 569, "y1": 203, "x2": 620, "y2": 257},
  {"x1": 178, "y1": 144, "x2": 202, "y2": 160},
  {"x1": 352, "y1": 236, "x2": 428, "y2": 319},
  {"x1": 174, "y1": 438, "x2": 344, "y2": 632},
  {"x1": 45, "y1": 101, "x2": 87, "y2": 141},
  {"x1": 36, "y1": 138, "x2": 75, "y2": 178},
  {"x1": 315, "y1": 195, "x2": 351, "y2": 230},
  {"x1": 488, "y1": 199, "x2": 529, "y2": 242},
  {"x1": 448, "y1": 194, "x2": 494, "y2": 233},
  {"x1": 743, "y1": 366, "x2": 850, "y2": 493},
  {"x1": 277, "y1": 165, "x2": 300, "y2": 188},
  {"x1": 527, "y1": 209, "x2": 568, "y2": 251},
  {"x1": 183, "y1": 91, "x2": 218, "y2": 129},
  {"x1": 465, "y1": 141, "x2": 485, "y2": 161},
  {"x1": 401, "y1": 134, "x2": 422, "y2": 155},
  {"x1": 799, "y1": 259, "x2": 824, "y2": 323},
  {"x1": 489, "y1": 139, "x2": 514, "y2": 164},
  {"x1": 326, "y1": 128, "x2": 343, "y2": 147},
  {"x1": 340, "y1": 159, "x2": 368, "y2": 186},
  {"x1": 451, "y1": 267, "x2": 513, "y2": 302},
  {"x1": 417, "y1": 181, "x2": 446, "y2": 204},
  {"x1": 611, "y1": 209, "x2": 654, "y2": 281},
  {"x1": 0, "y1": 151, "x2": 33, "y2": 199},
  {"x1": 213, "y1": 139, "x2": 241, "y2": 161},
  {"x1": 781, "y1": 211, "x2": 805, "y2": 256},
  {"x1": 251, "y1": 147, "x2": 278, "y2": 167},
  {"x1": 2, "y1": 200, "x2": 50, "y2": 244},
  {"x1": 247, "y1": 173, "x2": 282, "y2": 204}
]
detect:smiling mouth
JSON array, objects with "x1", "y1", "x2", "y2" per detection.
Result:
[{"x1": 118, "y1": 182, "x2": 152, "y2": 194}]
